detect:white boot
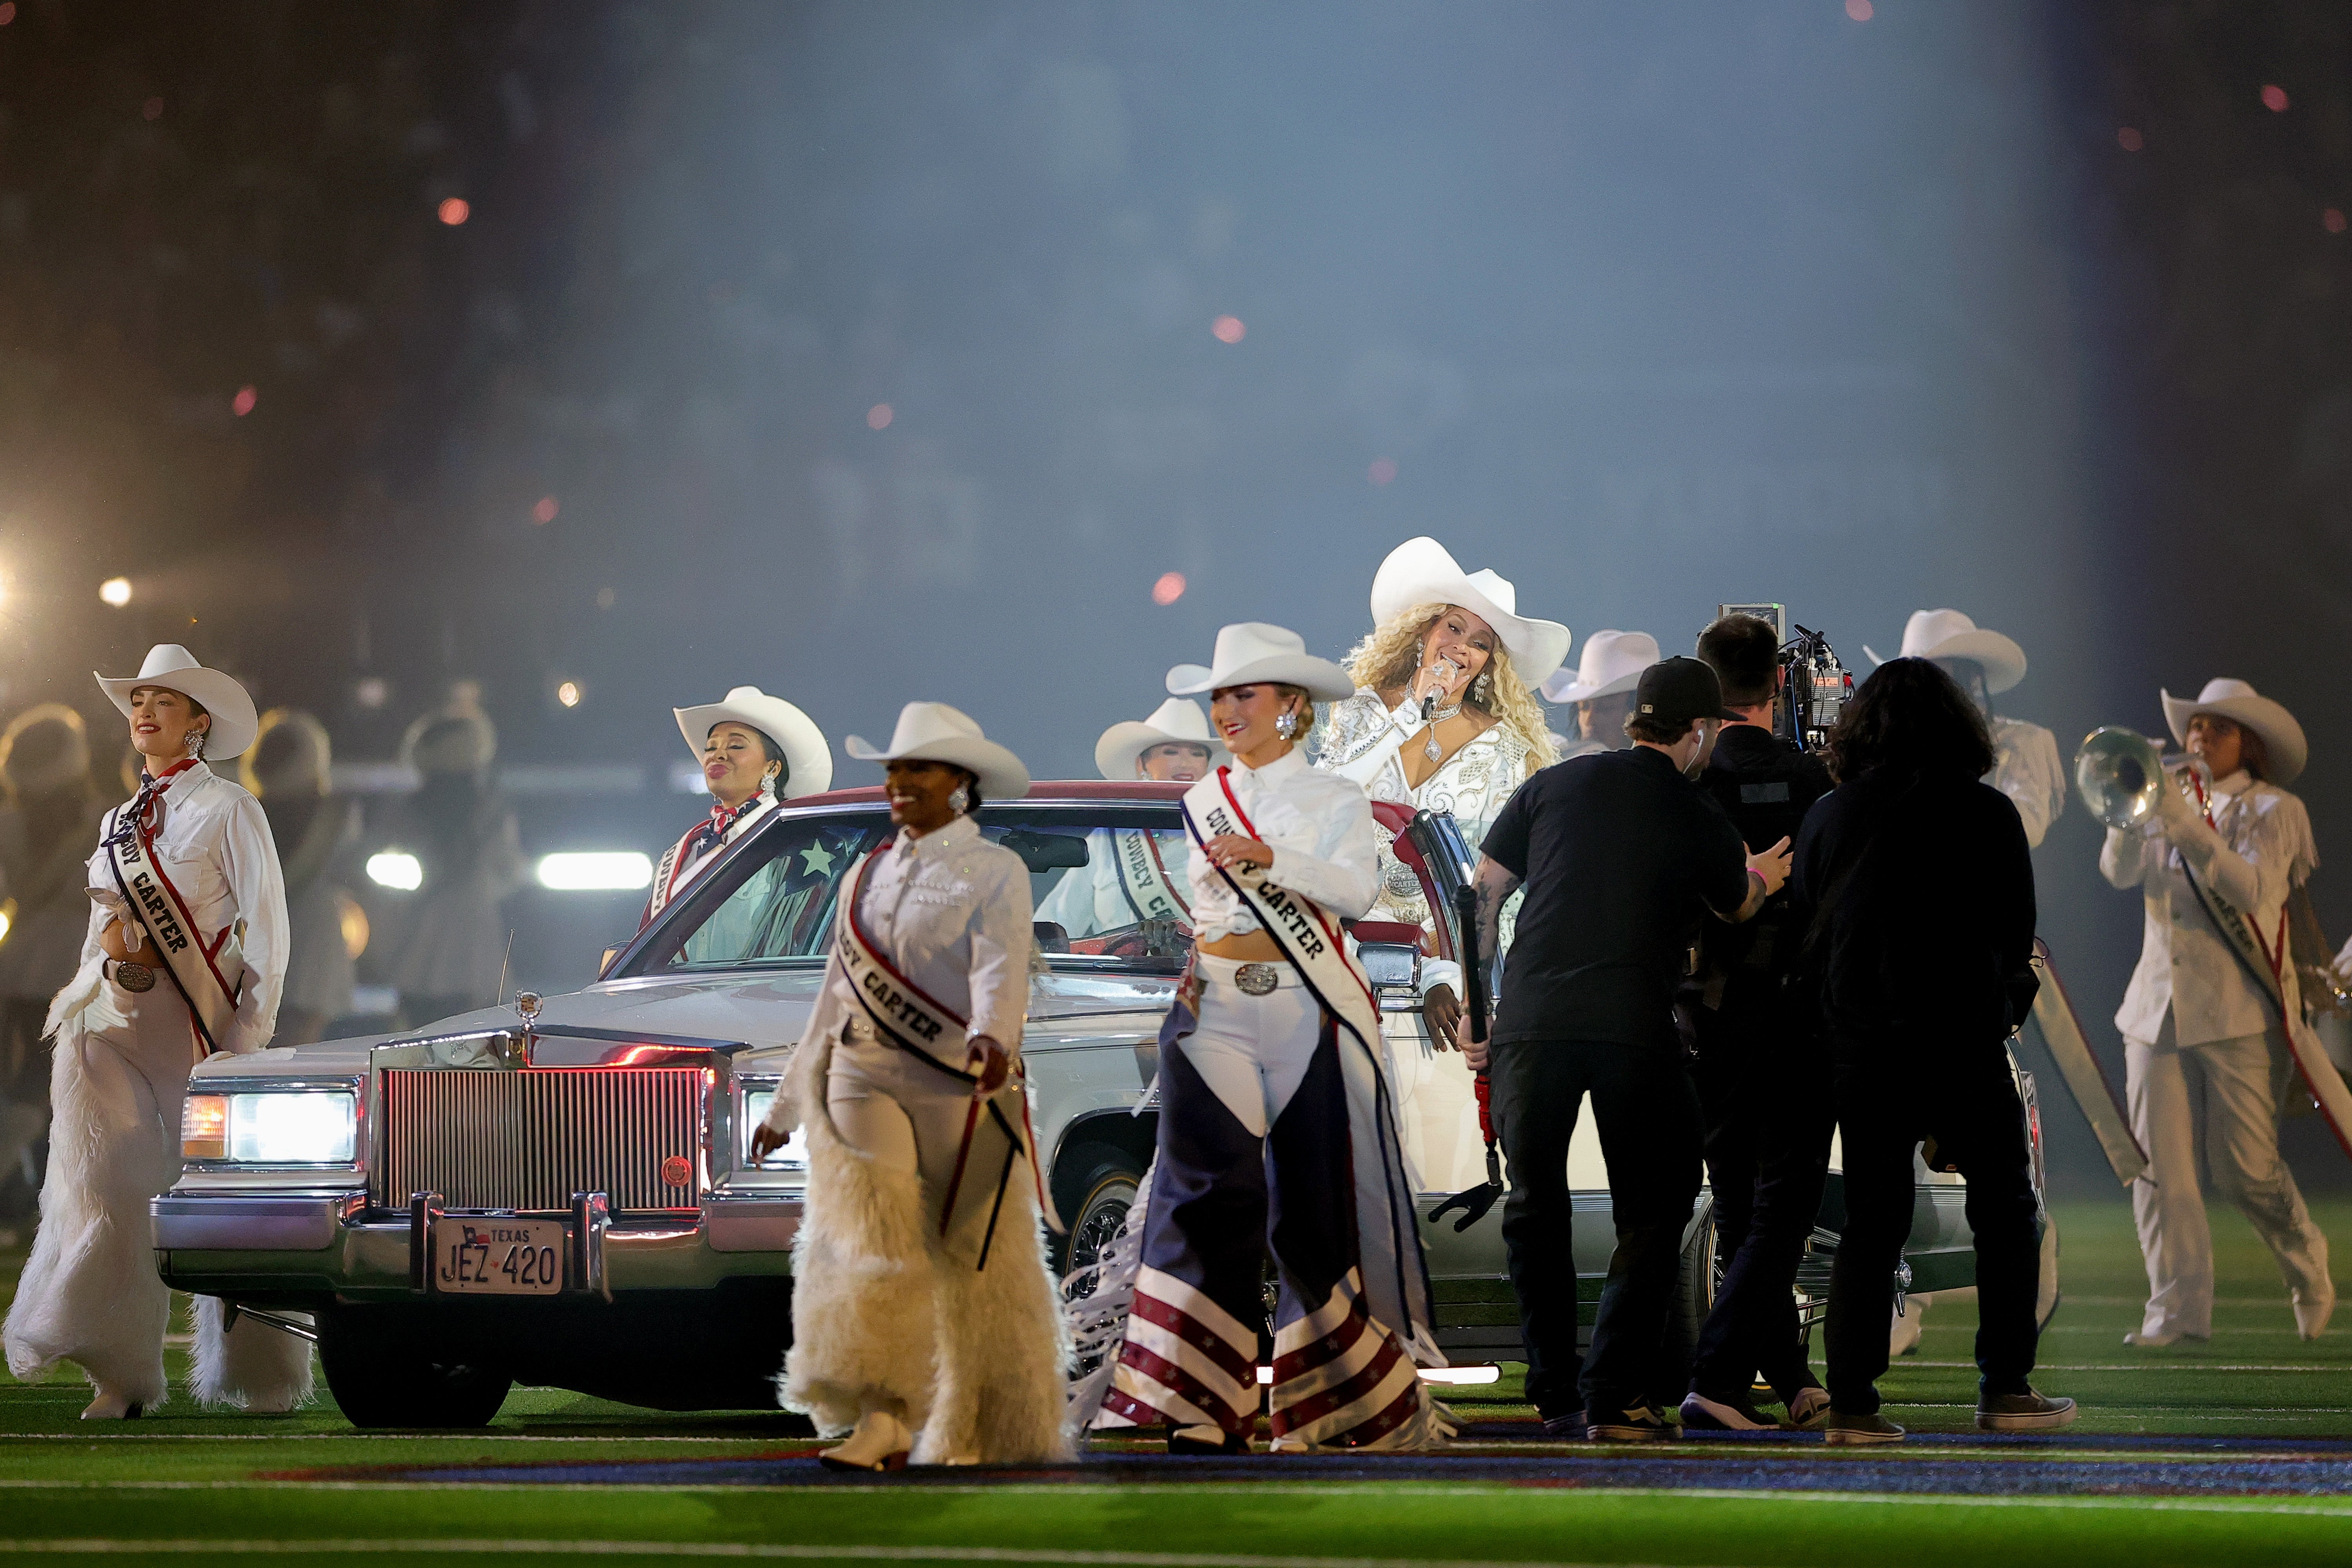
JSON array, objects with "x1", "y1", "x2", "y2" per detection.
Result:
[
  {"x1": 80, "y1": 1389, "x2": 143, "y2": 1420},
  {"x1": 819, "y1": 1406, "x2": 912, "y2": 1472},
  {"x1": 2294, "y1": 1285, "x2": 2335, "y2": 1341}
]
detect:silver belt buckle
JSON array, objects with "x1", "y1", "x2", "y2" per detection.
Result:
[{"x1": 1234, "y1": 963, "x2": 1280, "y2": 997}]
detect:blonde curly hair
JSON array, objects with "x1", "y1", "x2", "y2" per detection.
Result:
[{"x1": 1343, "y1": 602, "x2": 1557, "y2": 768}]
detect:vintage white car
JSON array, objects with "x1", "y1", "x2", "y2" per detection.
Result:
[{"x1": 153, "y1": 779, "x2": 2051, "y2": 1426}]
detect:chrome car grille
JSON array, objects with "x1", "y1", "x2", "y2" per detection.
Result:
[{"x1": 376, "y1": 1067, "x2": 706, "y2": 1214}]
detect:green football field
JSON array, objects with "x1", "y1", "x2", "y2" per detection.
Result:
[{"x1": 1, "y1": 1195, "x2": 2347, "y2": 1566}]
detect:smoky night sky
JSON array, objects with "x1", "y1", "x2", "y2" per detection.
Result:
[{"x1": 4, "y1": 1, "x2": 2352, "y2": 1187}]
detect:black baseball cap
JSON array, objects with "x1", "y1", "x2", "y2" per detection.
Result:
[{"x1": 1634, "y1": 656, "x2": 1744, "y2": 727}]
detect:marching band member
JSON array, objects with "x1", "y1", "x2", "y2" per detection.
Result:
[
  {"x1": 1318, "y1": 538, "x2": 1565, "y2": 1188},
  {"x1": 1540, "y1": 630, "x2": 1659, "y2": 761},
  {"x1": 1033, "y1": 698, "x2": 1221, "y2": 944},
  {"x1": 642, "y1": 687, "x2": 831, "y2": 935},
  {"x1": 2101, "y1": 679, "x2": 2333, "y2": 1345},
  {"x1": 241, "y1": 711, "x2": 358, "y2": 1046},
  {"x1": 3, "y1": 646, "x2": 309, "y2": 1417},
  {"x1": 1866, "y1": 610, "x2": 2065, "y2": 848},
  {"x1": 1084, "y1": 623, "x2": 1448, "y2": 1454},
  {"x1": 750, "y1": 703, "x2": 1067, "y2": 1470},
  {"x1": 377, "y1": 692, "x2": 526, "y2": 1026}
]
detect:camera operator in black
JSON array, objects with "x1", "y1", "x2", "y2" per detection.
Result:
[{"x1": 1676, "y1": 615, "x2": 1837, "y2": 1432}]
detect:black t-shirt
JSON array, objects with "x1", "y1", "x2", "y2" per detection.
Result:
[
  {"x1": 1481, "y1": 745, "x2": 1753, "y2": 1050},
  {"x1": 1691, "y1": 726, "x2": 1835, "y2": 1006}
]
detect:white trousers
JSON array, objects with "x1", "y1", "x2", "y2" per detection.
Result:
[
  {"x1": 4, "y1": 970, "x2": 312, "y2": 1409},
  {"x1": 826, "y1": 1022, "x2": 1002, "y2": 1269},
  {"x1": 2126, "y1": 1017, "x2": 2332, "y2": 1337},
  {"x1": 1185, "y1": 956, "x2": 1323, "y2": 1137}
]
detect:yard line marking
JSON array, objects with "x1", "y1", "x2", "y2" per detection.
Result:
[
  {"x1": 0, "y1": 1543, "x2": 1700, "y2": 1566},
  {"x1": 1897, "y1": 1362, "x2": 2350, "y2": 1372},
  {"x1": 0, "y1": 1434, "x2": 781, "y2": 1443}
]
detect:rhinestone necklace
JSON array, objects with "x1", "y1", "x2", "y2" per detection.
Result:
[{"x1": 1422, "y1": 700, "x2": 1463, "y2": 761}]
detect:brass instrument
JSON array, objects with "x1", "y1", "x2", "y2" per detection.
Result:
[{"x1": 2073, "y1": 726, "x2": 2192, "y2": 832}]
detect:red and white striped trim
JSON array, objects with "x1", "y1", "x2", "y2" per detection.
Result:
[
  {"x1": 1267, "y1": 1268, "x2": 1428, "y2": 1449},
  {"x1": 1097, "y1": 1266, "x2": 1258, "y2": 1433}
]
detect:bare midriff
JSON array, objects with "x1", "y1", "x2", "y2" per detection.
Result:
[{"x1": 1200, "y1": 930, "x2": 1286, "y2": 962}]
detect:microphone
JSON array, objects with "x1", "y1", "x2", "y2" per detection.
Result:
[{"x1": 1421, "y1": 658, "x2": 1459, "y2": 723}]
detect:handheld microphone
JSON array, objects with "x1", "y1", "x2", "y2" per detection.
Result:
[{"x1": 1421, "y1": 658, "x2": 1459, "y2": 722}]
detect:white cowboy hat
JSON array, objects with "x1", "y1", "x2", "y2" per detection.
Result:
[
  {"x1": 845, "y1": 701, "x2": 1030, "y2": 801},
  {"x1": 1167, "y1": 623, "x2": 1354, "y2": 702},
  {"x1": 1540, "y1": 629, "x2": 1660, "y2": 704},
  {"x1": 1093, "y1": 697, "x2": 1229, "y2": 779},
  {"x1": 673, "y1": 686, "x2": 833, "y2": 800},
  {"x1": 1864, "y1": 609, "x2": 2028, "y2": 695},
  {"x1": 1368, "y1": 536, "x2": 1572, "y2": 686},
  {"x1": 2162, "y1": 678, "x2": 2307, "y2": 786},
  {"x1": 96, "y1": 644, "x2": 259, "y2": 760}
]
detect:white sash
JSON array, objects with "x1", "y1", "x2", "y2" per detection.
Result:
[
  {"x1": 833, "y1": 847, "x2": 973, "y2": 1079},
  {"x1": 102, "y1": 794, "x2": 244, "y2": 1056},
  {"x1": 645, "y1": 796, "x2": 777, "y2": 925},
  {"x1": 1111, "y1": 828, "x2": 1188, "y2": 924},
  {"x1": 1179, "y1": 767, "x2": 1442, "y2": 1365}
]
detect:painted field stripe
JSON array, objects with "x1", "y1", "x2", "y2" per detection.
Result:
[
  {"x1": 0, "y1": 1543, "x2": 1688, "y2": 1568},
  {"x1": 1898, "y1": 1361, "x2": 2352, "y2": 1372}
]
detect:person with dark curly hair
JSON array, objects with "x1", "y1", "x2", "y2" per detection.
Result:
[{"x1": 1788, "y1": 657, "x2": 2071, "y2": 1444}]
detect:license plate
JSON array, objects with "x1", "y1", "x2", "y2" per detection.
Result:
[{"x1": 431, "y1": 1217, "x2": 564, "y2": 1295}]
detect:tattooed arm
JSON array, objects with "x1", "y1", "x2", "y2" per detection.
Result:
[{"x1": 1460, "y1": 853, "x2": 1523, "y2": 1071}]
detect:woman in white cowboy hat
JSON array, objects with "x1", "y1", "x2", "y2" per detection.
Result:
[
  {"x1": 3, "y1": 645, "x2": 310, "y2": 1418},
  {"x1": 0, "y1": 705, "x2": 111, "y2": 1222},
  {"x1": 1541, "y1": 629, "x2": 1661, "y2": 760},
  {"x1": 1867, "y1": 610, "x2": 2065, "y2": 848},
  {"x1": 1318, "y1": 538, "x2": 1566, "y2": 1184},
  {"x1": 241, "y1": 710, "x2": 359, "y2": 1047},
  {"x1": 748, "y1": 702, "x2": 1067, "y2": 1470},
  {"x1": 1076, "y1": 624, "x2": 1448, "y2": 1454},
  {"x1": 1033, "y1": 698, "x2": 1222, "y2": 945},
  {"x1": 2100, "y1": 677, "x2": 2333, "y2": 1345},
  {"x1": 374, "y1": 689, "x2": 528, "y2": 1027},
  {"x1": 641, "y1": 687, "x2": 832, "y2": 937}
]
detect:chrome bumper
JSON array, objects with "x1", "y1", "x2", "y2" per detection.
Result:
[{"x1": 151, "y1": 1189, "x2": 801, "y2": 1303}]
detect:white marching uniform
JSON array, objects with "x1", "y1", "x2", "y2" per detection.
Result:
[
  {"x1": 2102, "y1": 769, "x2": 2331, "y2": 1340},
  {"x1": 1989, "y1": 716, "x2": 2066, "y2": 850},
  {"x1": 762, "y1": 812, "x2": 1070, "y2": 1465},
  {"x1": 3, "y1": 762, "x2": 312, "y2": 1410}
]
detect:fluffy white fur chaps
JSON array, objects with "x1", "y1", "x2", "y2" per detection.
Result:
[
  {"x1": 2, "y1": 975, "x2": 312, "y2": 1412},
  {"x1": 779, "y1": 1034, "x2": 1073, "y2": 1465}
]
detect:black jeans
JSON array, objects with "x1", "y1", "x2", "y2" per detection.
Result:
[
  {"x1": 1826, "y1": 1044, "x2": 2043, "y2": 1415},
  {"x1": 1688, "y1": 1009, "x2": 1833, "y2": 1404},
  {"x1": 1492, "y1": 1038, "x2": 1704, "y2": 1421}
]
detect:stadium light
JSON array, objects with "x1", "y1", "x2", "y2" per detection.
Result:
[
  {"x1": 365, "y1": 850, "x2": 423, "y2": 891},
  {"x1": 537, "y1": 852, "x2": 653, "y2": 891},
  {"x1": 100, "y1": 577, "x2": 132, "y2": 607}
]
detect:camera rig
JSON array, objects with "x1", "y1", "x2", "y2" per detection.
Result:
[{"x1": 1717, "y1": 602, "x2": 1852, "y2": 752}]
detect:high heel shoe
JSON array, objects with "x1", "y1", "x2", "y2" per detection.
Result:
[
  {"x1": 818, "y1": 1409, "x2": 911, "y2": 1472},
  {"x1": 80, "y1": 1392, "x2": 143, "y2": 1420}
]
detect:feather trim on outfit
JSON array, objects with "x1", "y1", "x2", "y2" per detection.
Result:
[
  {"x1": 188, "y1": 1296, "x2": 314, "y2": 1412},
  {"x1": 1060, "y1": 1152, "x2": 1156, "y2": 1441}
]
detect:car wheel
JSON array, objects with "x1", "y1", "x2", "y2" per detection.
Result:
[
  {"x1": 1655, "y1": 1198, "x2": 1717, "y2": 1405},
  {"x1": 318, "y1": 1314, "x2": 513, "y2": 1428},
  {"x1": 1054, "y1": 1144, "x2": 1143, "y2": 1282}
]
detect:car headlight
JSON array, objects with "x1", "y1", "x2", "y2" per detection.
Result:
[
  {"x1": 182, "y1": 1091, "x2": 358, "y2": 1163},
  {"x1": 740, "y1": 1084, "x2": 805, "y2": 1169}
]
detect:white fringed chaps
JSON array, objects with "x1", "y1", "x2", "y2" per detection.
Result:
[
  {"x1": 778, "y1": 1032, "x2": 1073, "y2": 1465},
  {"x1": 2, "y1": 964, "x2": 311, "y2": 1411}
]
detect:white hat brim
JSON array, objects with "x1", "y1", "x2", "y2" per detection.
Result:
[
  {"x1": 675, "y1": 690, "x2": 834, "y2": 799},
  {"x1": 1094, "y1": 720, "x2": 1227, "y2": 780},
  {"x1": 96, "y1": 664, "x2": 259, "y2": 760},
  {"x1": 1542, "y1": 669, "x2": 1644, "y2": 704},
  {"x1": 842, "y1": 733, "x2": 1031, "y2": 801},
  {"x1": 1368, "y1": 537, "x2": 1572, "y2": 686},
  {"x1": 2161, "y1": 689, "x2": 2307, "y2": 786},
  {"x1": 1866, "y1": 629, "x2": 2028, "y2": 695},
  {"x1": 1167, "y1": 654, "x2": 1355, "y2": 702}
]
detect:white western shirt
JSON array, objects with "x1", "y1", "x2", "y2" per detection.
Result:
[
  {"x1": 1988, "y1": 715, "x2": 2066, "y2": 850},
  {"x1": 1034, "y1": 827, "x2": 1191, "y2": 939},
  {"x1": 820, "y1": 812, "x2": 1033, "y2": 1053},
  {"x1": 82, "y1": 762, "x2": 289, "y2": 1055},
  {"x1": 1189, "y1": 748, "x2": 1380, "y2": 942},
  {"x1": 2100, "y1": 769, "x2": 2316, "y2": 1047}
]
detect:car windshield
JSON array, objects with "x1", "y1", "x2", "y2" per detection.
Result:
[{"x1": 626, "y1": 803, "x2": 1194, "y2": 975}]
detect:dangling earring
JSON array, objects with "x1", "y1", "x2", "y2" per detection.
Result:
[
  {"x1": 185, "y1": 729, "x2": 207, "y2": 760},
  {"x1": 1473, "y1": 671, "x2": 1491, "y2": 703},
  {"x1": 1275, "y1": 709, "x2": 1299, "y2": 741},
  {"x1": 948, "y1": 783, "x2": 971, "y2": 815}
]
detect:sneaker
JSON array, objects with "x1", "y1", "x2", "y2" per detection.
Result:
[
  {"x1": 1679, "y1": 1390, "x2": 1776, "y2": 1432},
  {"x1": 1586, "y1": 1404, "x2": 1681, "y2": 1442},
  {"x1": 1784, "y1": 1387, "x2": 1832, "y2": 1430},
  {"x1": 1539, "y1": 1411, "x2": 1588, "y2": 1440},
  {"x1": 1821, "y1": 1410, "x2": 1905, "y2": 1445},
  {"x1": 1170, "y1": 1423, "x2": 1252, "y2": 1456},
  {"x1": 1976, "y1": 1389, "x2": 2077, "y2": 1432}
]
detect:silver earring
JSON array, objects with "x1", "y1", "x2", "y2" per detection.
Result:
[
  {"x1": 948, "y1": 784, "x2": 970, "y2": 814},
  {"x1": 1473, "y1": 672, "x2": 1491, "y2": 702},
  {"x1": 1275, "y1": 711, "x2": 1299, "y2": 740},
  {"x1": 185, "y1": 730, "x2": 206, "y2": 759}
]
